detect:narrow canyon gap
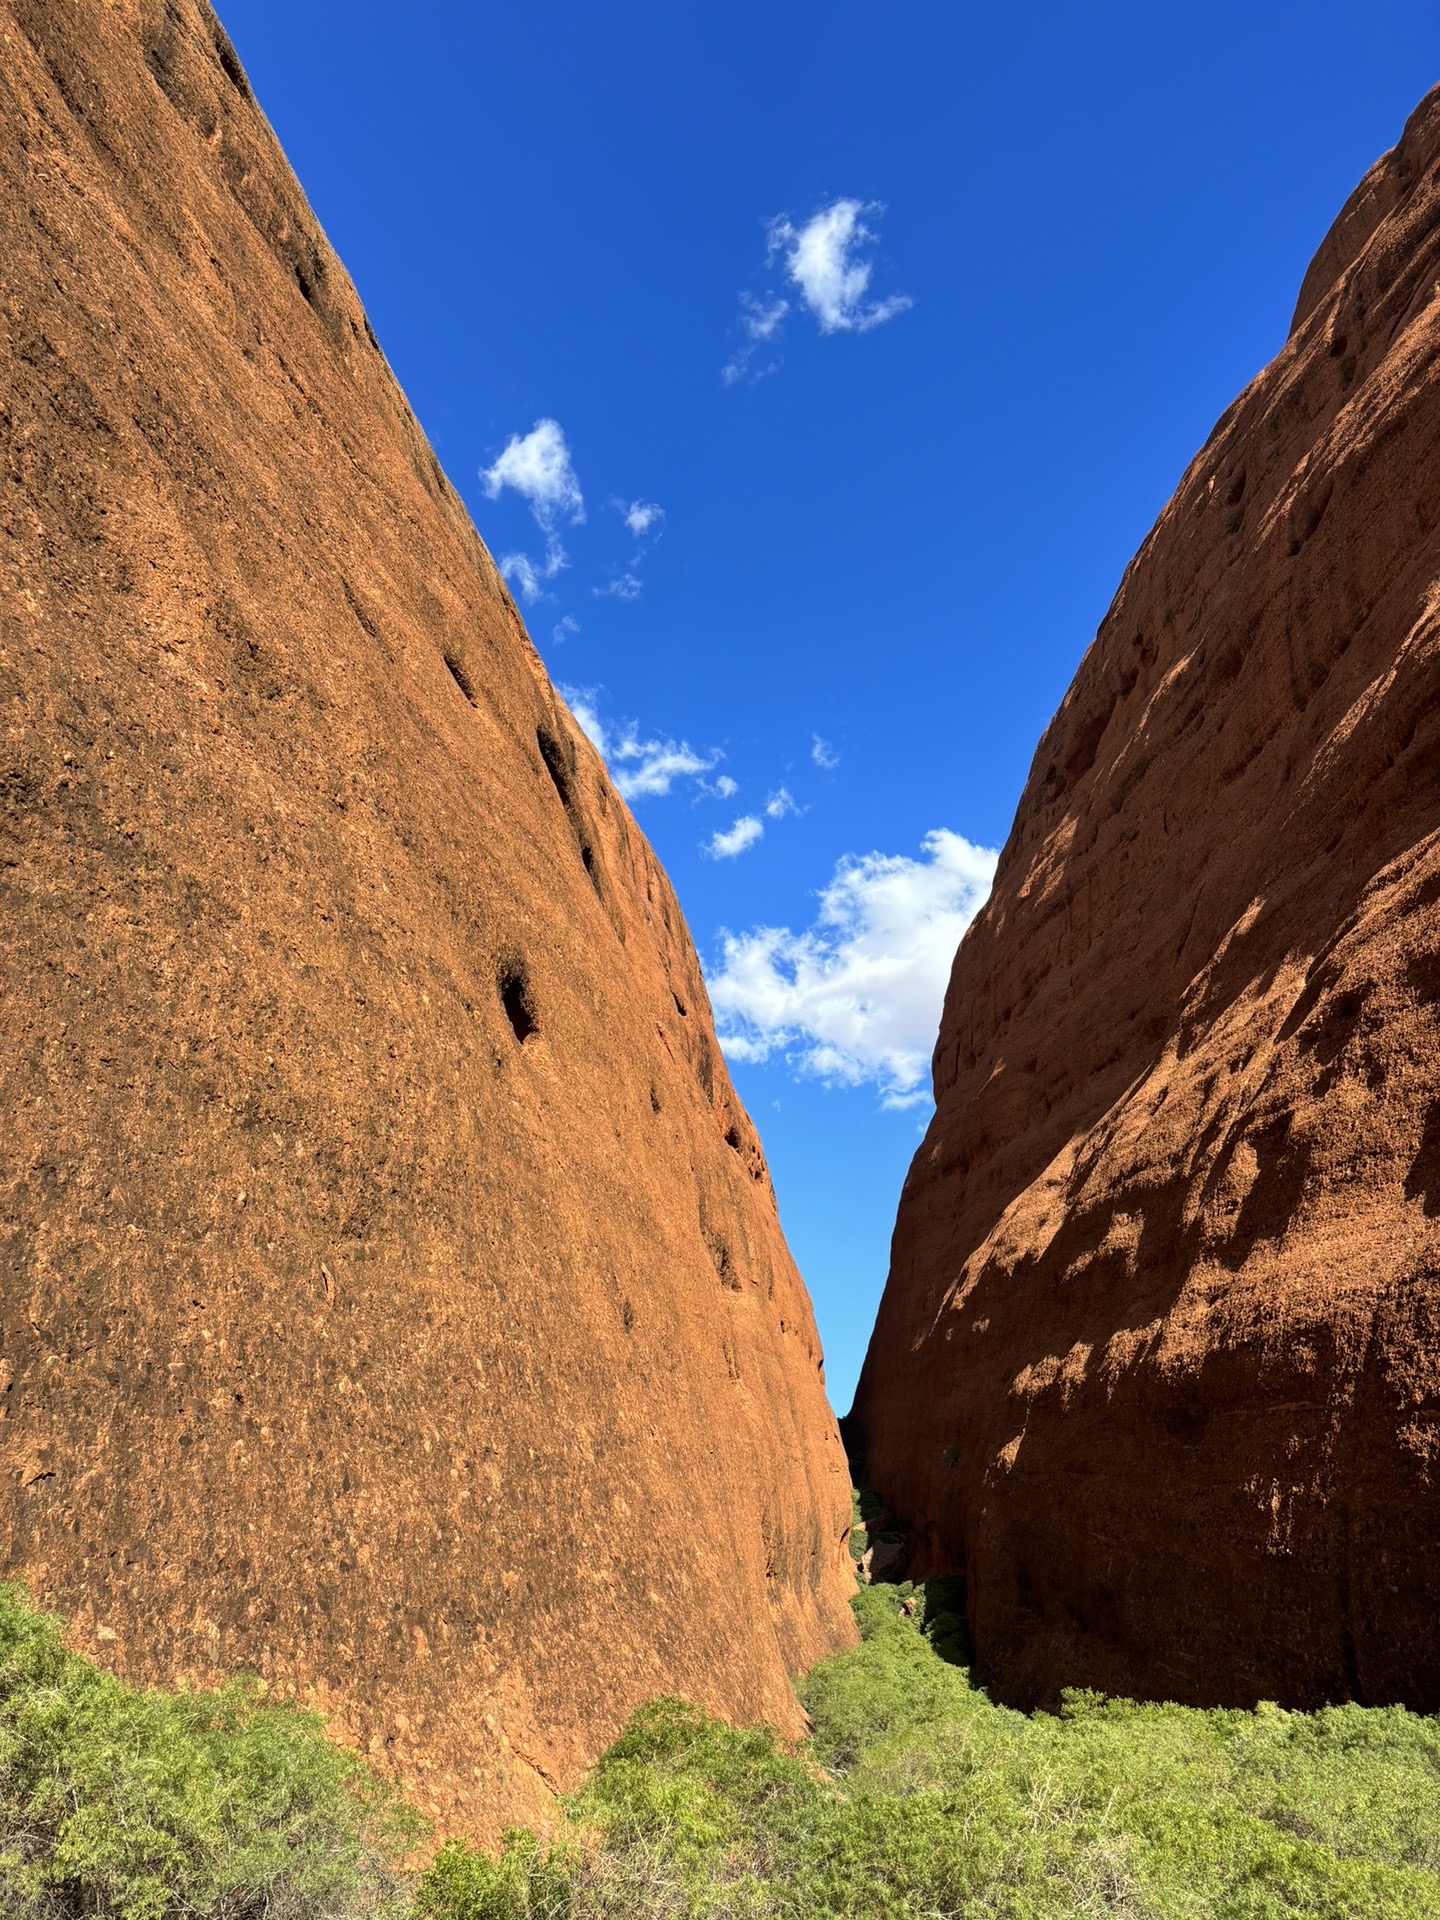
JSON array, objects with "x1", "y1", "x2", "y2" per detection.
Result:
[{"x1": 0, "y1": 0, "x2": 856, "y2": 1841}]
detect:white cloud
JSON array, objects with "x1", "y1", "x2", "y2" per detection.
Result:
[
  {"x1": 481, "y1": 418, "x2": 585, "y2": 527},
  {"x1": 712, "y1": 774, "x2": 739, "y2": 800},
  {"x1": 722, "y1": 292, "x2": 791, "y2": 385},
  {"x1": 594, "y1": 573, "x2": 643, "y2": 601},
  {"x1": 483, "y1": 421, "x2": 585, "y2": 604},
  {"x1": 724, "y1": 201, "x2": 907, "y2": 382},
  {"x1": 742, "y1": 291, "x2": 790, "y2": 340},
  {"x1": 552, "y1": 614, "x2": 580, "y2": 644},
  {"x1": 621, "y1": 499, "x2": 665, "y2": 538},
  {"x1": 568, "y1": 691, "x2": 607, "y2": 756},
  {"x1": 561, "y1": 686, "x2": 721, "y2": 802},
  {"x1": 707, "y1": 815, "x2": 765, "y2": 859},
  {"x1": 500, "y1": 537, "x2": 568, "y2": 603},
  {"x1": 707, "y1": 829, "x2": 997, "y2": 1108},
  {"x1": 768, "y1": 200, "x2": 911, "y2": 334},
  {"x1": 616, "y1": 741, "x2": 717, "y2": 800},
  {"x1": 812, "y1": 734, "x2": 840, "y2": 770},
  {"x1": 765, "y1": 786, "x2": 799, "y2": 819},
  {"x1": 501, "y1": 554, "x2": 542, "y2": 600}
]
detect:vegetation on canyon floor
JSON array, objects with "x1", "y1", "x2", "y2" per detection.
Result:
[
  {"x1": 8, "y1": 1566, "x2": 1440, "y2": 1919},
  {"x1": 0, "y1": 1583, "x2": 419, "y2": 1919}
]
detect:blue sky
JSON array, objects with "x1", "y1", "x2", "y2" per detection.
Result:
[{"x1": 221, "y1": 0, "x2": 1438, "y2": 1409}]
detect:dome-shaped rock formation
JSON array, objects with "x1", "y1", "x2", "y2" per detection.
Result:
[
  {"x1": 0, "y1": 0, "x2": 855, "y2": 1838},
  {"x1": 852, "y1": 84, "x2": 1440, "y2": 1713}
]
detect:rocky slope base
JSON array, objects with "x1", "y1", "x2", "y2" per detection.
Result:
[
  {"x1": 0, "y1": 0, "x2": 854, "y2": 1838},
  {"x1": 853, "y1": 84, "x2": 1440, "y2": 1712}
]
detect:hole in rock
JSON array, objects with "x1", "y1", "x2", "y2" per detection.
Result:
[
  {"x1": 695, "y1": 1033, "x2": 715, "y2": 1103},
  {"x1": 725, "y1": 1125, "x2": 742, "y2": 1153},
  {"x1": 709, "y1": 1236, "x2": 735, "y2": 1287},
  {"x1": 215, "y1": 35, "x2": 249, "y2": 94},
  {"x1": 537, "y1": 725, "x2": 601, "y2": 891},
  {"x1": 499, "y1": 966, "x2": 537, "y2": 1044},
  {"x1": 444, "y1": 654, "x2": 478, "y2": 704},
  {"x1": 537, "y1": 724, "x2": 574, "y2": 807}
]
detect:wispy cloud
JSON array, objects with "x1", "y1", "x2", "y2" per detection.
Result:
[
  {"x1": 707, "y1": 830, "x2": 997, "y2": 1108},
  {"x1": 765, "y1": 786, "x2": 799, "y2": 820},
  {"x1": 724, "y1": 201, "x2": 909, "y2": 382},
  {"x1": 482, "y1": 419, "x2": 584, "y2": 603},
  {"x1": 552, "y1": 615, "x2": 580, "y2": 644},
  {"x1": 499, "y1": 540, "x2": 568, "y2": 602},
  {"x1": 620, "y1": 499, "x2": 665, "y2": 538},
  {"x1": 564, "y1": 687, "x2": 723, "y2": 803},
  {"x1": 770, "y1": 201, "x2": 911, "y2": 334},
  {"x1": 707, "y1": 815, "x2": 765, "y2": 859},
  {"x1": 569, "y1": 692, "x2": 608, "y2": 756},
  {"x1": 711, "y1": 774, "x2": 739, "y2": 800},
  {"x1": 723, "y1": 292, "x2": 791, "y2": 385},
  {"x1": 594, "y1": 573, "x2": 643, "y2": 601},
  {"x1": 615, "y1": 741, "x2": 717, "y2": 800},
  {"x1": 812, "y1": 734, "x2": 840, "y2": 770}
]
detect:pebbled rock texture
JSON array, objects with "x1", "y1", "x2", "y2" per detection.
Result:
[
  {"x1": 852, "y1": 84, "x2": 1440, "y2": 1713},
  {"x1": 0, "y1": 0, "x2": 854, "y2": 1838}
]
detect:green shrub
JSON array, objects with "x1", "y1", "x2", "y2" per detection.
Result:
[
  {"x1": 0, "y1": 1582, "x2": 421, "y2": 1919},
  {"x1": 412, "y1": 1832, "x2": 578, "y2": 1920},
  {"x1": 416, "y1": 1576, "x2": 1440, "y2": 1920},
  {"x1": 16, "y1": 1544, "x2": 1440, "y2": 1918}
]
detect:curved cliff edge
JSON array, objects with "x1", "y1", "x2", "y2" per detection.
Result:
[
  {"x1": 853, "y1": 83, "x2": 1440, "y2": 1712},
  {"x1": 0, "y1": 0, "x2": 855, "y2": 1840}
]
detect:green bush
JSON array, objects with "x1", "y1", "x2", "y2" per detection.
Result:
[
  {"x1": 412, "y1": 1831, "x2": 579, "y2": 1920},
  {"x1": 0, "y1": 1582, "x2": 421, "y2": 1919},
  {"x1": 416, "y1": 1580, "x2": 1440, "y2": 1920},
  {"x1": 14, "y1": 1553, "x2": 1440, "y2": 1918}
]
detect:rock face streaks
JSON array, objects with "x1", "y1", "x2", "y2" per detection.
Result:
[
  {"x1": 0, "y1": 0, "x2": 854, "y2": 1838},
  {"x1": 852, "y1": 86, "x2": 1440, "y2": 1712}
]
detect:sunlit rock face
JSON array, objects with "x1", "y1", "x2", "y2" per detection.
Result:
[
  {"x1": 0, "y1": 0, "x2": 855, "y2": 1841},
  {"x1": 853, "y1": 84, "x2": 1440, "y2": 1714}
]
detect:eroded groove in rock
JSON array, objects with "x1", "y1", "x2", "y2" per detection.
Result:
[
  {"x1": 852, "y1": 83, "x2": 1440, "y2": 1714},
  {"x1": 0, "y1": 0, "x2": 854, "y2": 1840}
]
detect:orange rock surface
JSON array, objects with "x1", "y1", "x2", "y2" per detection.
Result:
[
  {"x1": 0, "y1": 0, "x2": 854, "y2": 1837},
  {"x1": 853, "y1": 85, "x2": 1440, "y2": 1711}
]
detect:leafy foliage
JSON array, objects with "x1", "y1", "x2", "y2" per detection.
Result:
[
  {"x1": 13, "y1": 1562, "x2": 1440, "y2": 1917},
  {"x1": 418, "y1": 1582, "x2": 1440, "y2": 1919},
  {"x1": 0, "y1": 1582, "x2": 421, "y2": 1919}
]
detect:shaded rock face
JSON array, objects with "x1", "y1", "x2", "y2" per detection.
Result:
[
  {"x1": 0, "y1": 0, "x2": 855, "y2": 1837},
  {"x1": 852, "y1": 86, "x2": 1440, "y2": 1714}
]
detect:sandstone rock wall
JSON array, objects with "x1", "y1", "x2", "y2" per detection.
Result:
[
  {"x1": 0, "y1": 0, "x2": 854, "y2": 1837},
  {"x1": 853, "y1": 85, "x2": 1440, "y2": 1711}
]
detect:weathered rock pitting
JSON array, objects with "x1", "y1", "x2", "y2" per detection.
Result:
[
  {"x1": 0, "y1": 0, "x2": 854, "y2": 1838},
  {"x1": 853, "y1": 85, "x2": 1440, "y2": 1711}
]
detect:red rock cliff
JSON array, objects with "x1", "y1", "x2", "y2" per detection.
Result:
[
  {"x1": 0, "y1": 0, "x2": 855, "y2": 1838},
  {"x1": 853, "y1": 85, "x2": 1440, "y2": 1712}
]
